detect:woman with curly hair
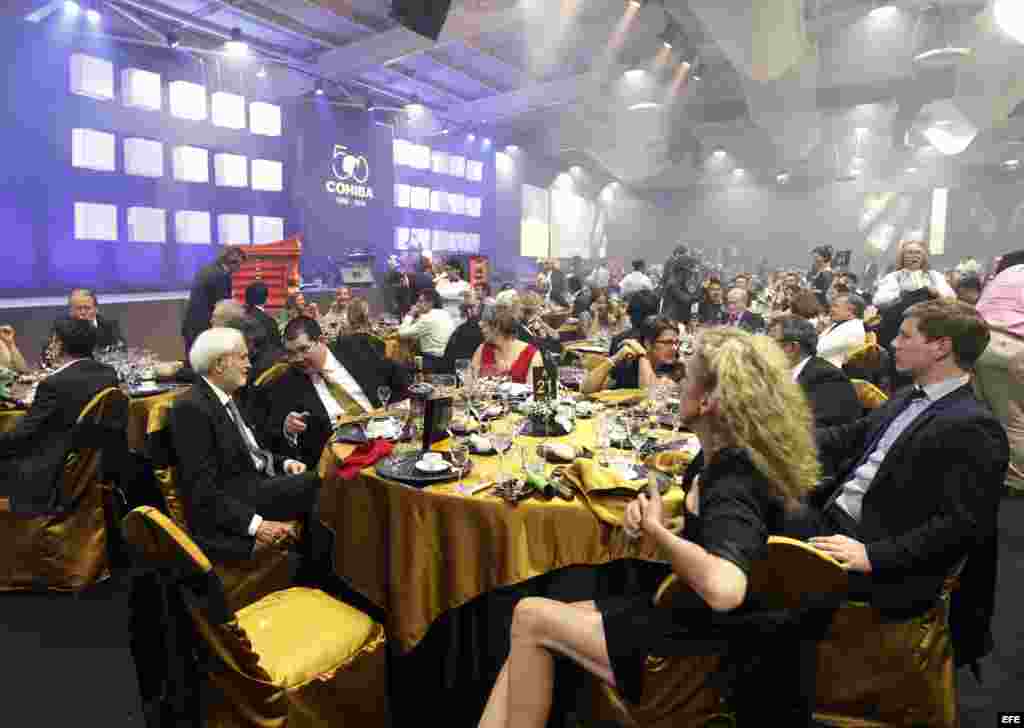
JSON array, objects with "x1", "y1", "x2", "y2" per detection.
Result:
[{"x1": 478, "y1": 328, "x2": 822, "y2": 727}]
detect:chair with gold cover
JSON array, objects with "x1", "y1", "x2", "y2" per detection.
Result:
[
  {"x1": 0, "y1": 386, "x2": 129, "y2": 592},
  {"x1": 812, "y1": 564, "x2": 964, "y2": 728},
  {"x1": 122, "y1": 506, "x2": 388, "y2": 728},
  {"x1": 143, "y1": 397, "x2": 296, "y2": 612},
  {"x1": 850, "y1": 378, "x2": 889, "y2": 412},
  {"x1": 581, "y1": 537, "x2": 848, "y2": 727}
]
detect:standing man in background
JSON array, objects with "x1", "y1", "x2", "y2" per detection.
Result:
[{"x1": 182, "y1": 247, "x2": 246, "y2": 356}]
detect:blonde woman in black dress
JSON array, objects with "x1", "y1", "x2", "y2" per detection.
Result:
[{"x1": 477, "y1": 327, "x2": 821, "y2": 727}]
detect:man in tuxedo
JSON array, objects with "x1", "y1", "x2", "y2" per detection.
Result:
[
  {"x1": 181, "y1": 247, "x2": 246, "y2": 357},
  {"x1": 817, "y1": 293, "x2": 867, "y2": 367},
  {"x1": 244, "y1": 281, "x2": 281, "y2": 351},
  {"x1": 769, "y1": 315, "x2": 861, "y2": 428},
  {"x1": 266, "y1": 317, "x2": 410, "y2": 468},
  {"x1": 724, "y1": 287, "x2": 765, "y2": 332},
  {"x1": 45, "y1": 289, "x2": 124, "y2": 363},
  {"x1": 170, "y1": 327, "x2": 320, "y2": 562},
  {"x1": 0, "y1": 318, "x2": 119, "y2": 513},
  {"x1": 808, "y1": 300, "x2": 1007, "y2": 646}
]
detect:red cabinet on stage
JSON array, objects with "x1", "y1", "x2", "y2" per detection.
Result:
[{"x1": 230, "y1": 236, "x2": 302, "y2": 311}]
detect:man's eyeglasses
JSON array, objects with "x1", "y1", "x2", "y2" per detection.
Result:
[
  {"x1": 284, "y1": 342, "x2": 316, "y2": 360},
  {"x1": 654, "y1": 338, "x2": 681, "y2": 348}
]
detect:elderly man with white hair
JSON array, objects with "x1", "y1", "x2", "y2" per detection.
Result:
[{"x1": 169, "y1": 327, "x2": 322, "y2": 564}]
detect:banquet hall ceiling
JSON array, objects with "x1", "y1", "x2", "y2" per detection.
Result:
[{"x1": 17, "y1": 0, "x2": 1024, "y2": 191}]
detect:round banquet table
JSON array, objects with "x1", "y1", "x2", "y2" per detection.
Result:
[
  {"x1": 317, "y1": 415, "x2": 690, "y2": 654},
  {"x1": 0, "y1": 385, "x2": 190, "y2": 451}
]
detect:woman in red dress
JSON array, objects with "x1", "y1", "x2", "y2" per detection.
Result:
[{"x1": 471, "y1": 303, "x2": 542, "y2": 386}]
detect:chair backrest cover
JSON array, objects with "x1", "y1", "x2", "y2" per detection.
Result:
[
  {"x1": 850, "y1": 378, "x2": 889, "y2": 411},
  {"x1": 253, "y1": 362, "x2": 289, "y2": 388},
  {"x1": 61, "y1": 387, "x2": 130, "y2": 509},
  {"x1": 122, "y1": 505, "x2": 213, "y2": 577}
]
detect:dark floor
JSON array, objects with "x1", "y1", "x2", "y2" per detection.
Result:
[{"x1": 1, "y1": 497, "x2": 1022, "y2": 727}]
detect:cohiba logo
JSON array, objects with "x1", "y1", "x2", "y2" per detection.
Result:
[{"x1": 325, "y1": 144, "x2": 374, "y2": 206}]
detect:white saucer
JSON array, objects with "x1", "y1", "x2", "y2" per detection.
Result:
[{"x1": 415, "y1": 459, "x2": 451, "y2": 473}]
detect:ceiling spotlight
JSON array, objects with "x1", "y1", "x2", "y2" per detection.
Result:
[
  {"x1": 906, "y1": 166, "x2": 919, "y2": 174},
  {"x1": 85, "y1": 2, "x2": 100, "y2": 23},
  {"x1": 711, "y1": 148, "x2": 726, "y2": 159},
  {"x1": 776, "y1": 171, "x2": 791, "y2": 184},
  {"x1": 505, "y1": 145, "x2": 519, "y2": 152},
  {"x1": 732, "y1": 168, "x2": 745, "y2": 178},
  {"x1": 467, "y1": 133, "x2": 476, "y2": 141},
  {"x1": 404, "y1": 96, "x2": 426, "y2": 117},
  {"x1": 482, "y1": 137, "x2": 492, "y2": 146},
  {"x1": 64, "y1": 1, "x2": 80, "y2": 16},
  {"x1": 440, "y1": 129, "x2": 449, "y2": 136},
  {"x1": 624, "y1": 68, "x2": 646, "y2": 80},
  {"x1": 995, "y1": 0, "x2": 1024, "y2": 44},
  {"x1": 256, "y1": 65, "x2": 267, "y2": 79},
  {"x1": 628, "y1": 102, "x2": 662, "y2": 111},
  {"x1": 225, "y1": 28, "x2": 248, "y2": 56},
  {"x1": 167, "y1": 32, "x2": 180, "y2": 49},
  {"x1": 1005, "y1": 159, "x2": 1021, "y2": 169},
  {"x1": 868, "y1": 2, "x2": 898, "y2": 20},
  {"x1": 314, "y1": 81, "x2": 324, "y2": 96}
]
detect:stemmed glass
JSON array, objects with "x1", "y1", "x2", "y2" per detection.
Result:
[
  {"x1": 455, "y1": 358, "x2": 471, "y2": 388},
  {"x1": 627, "y1": 411, "x2": 649, "y2": 470},
  {"x1": 490, "y1": 416, "x2": 515, "y2": 486},
  {"x1": 377, "y1": 385, "x2": 392, "y2": 413},
  {"x1": 450, "y1": 438, "x2": 471, "y2": 492},
  {"x1": 595, "y1": 412, "x2": 611, "y2": 467}
]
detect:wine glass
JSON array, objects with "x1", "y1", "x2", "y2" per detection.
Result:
[
  {"x1": 455, "y1": 358, "x2": 471, "y2": 388},
  {"x1": 490, "y1": 418, "x2": 515, "y2": 486},
  {"x1": 450, "y1": 438, "x2": 471, "y2": 492},
  {"x1": 595, "y1": 412, "x2": 611, "y2": 467},
  {"x1": 627, "y1": 412, "x2": 649, "y2": 469},
  {"x1": 377, "y1": 385, "x2": 392, "y2": 413}
]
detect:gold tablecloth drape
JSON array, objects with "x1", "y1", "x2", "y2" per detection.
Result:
[
  {"x1": 317, "y1": 417, "x2": 692, "y2": 653},
  {"x1": 0, "y1": 386, "x2": 190, "y2": 451}
]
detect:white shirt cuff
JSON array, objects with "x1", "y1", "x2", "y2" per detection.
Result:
[
  {"x1": 284, "y1": 421, "x2": 298, "y2": 448},
  {"x1": 248, "y1": 514, "x2": 263, "y2": 537}
]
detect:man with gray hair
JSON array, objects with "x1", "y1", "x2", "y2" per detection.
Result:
[
  {"x1": 769, "y1": 314, "x2": 861, "y2": 429},
  {"x1": 210, "y1": 299, "x2": 248, "y2": 329},
  {"x1": 170, "y1": 327, "x2": 321, "y2": 563},
  {"x1": 819, "y1": 292, "x2": 867, "y2": 367}
]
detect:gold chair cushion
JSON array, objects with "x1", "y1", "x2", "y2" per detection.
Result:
[
  {"x1": 235, "y1": 587, "x2": 385, "y2": 689},
  {"x1": 850, "y1": 379, "x2": 888, "y2": 411}
]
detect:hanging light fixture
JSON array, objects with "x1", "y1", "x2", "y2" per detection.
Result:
[
  {"x1": 225, "y1": 28, "x2": 249, "y2": 56},
  {"x1": 994, "y1": 0, "x2": 1024, "y2": 44},
  {"x1": 912, "y1": 3, "x2": 971, "y2": 68}
]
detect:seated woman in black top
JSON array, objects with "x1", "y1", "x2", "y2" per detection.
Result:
[
  {"x1": 582, "y1": 315, "x2": 683, "y2": 394},
  {"x1": 478, "y1": 327, "x2": 823, "y2": 727}
]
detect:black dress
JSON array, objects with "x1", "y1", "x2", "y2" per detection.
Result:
[{"x1": 597, "y1": 448, "x2": 794, "y2": 704}]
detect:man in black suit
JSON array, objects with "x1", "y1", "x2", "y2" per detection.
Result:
[
  {"x1": 808, "y1": 300, "x2": 1007, "y2": 654},
  {"x1": 44, "y1": 289, "x2": 124, "y2": 366},
  {"x1": 244, "y1": 281, "x2": 281, "y2": 351},
  {"x1": 0, "y1": 318, "x2": 119, "y2": 513},
  {"x1": 265, "y1": 317, "x2": 410, "y2": 468},
  {"x1": 170, "y1": 326, "x2": 320, "y2": 562},
  {"x1": 724, "y1": 287, "x2": 765, "y2": 333},
  {"x1": 768, "y1": 315, "x2": 861, "y2": 428},
  {"x1": 181, "y1": 247, "x2": 246, "y2": 357}
]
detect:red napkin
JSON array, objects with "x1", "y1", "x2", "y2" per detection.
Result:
[{"x1": 337, "y1": 439, "x2": 394, "y2": 479}]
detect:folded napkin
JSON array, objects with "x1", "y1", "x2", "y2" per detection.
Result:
[
  {"x1": 588, "y1": 388, "x2": 647, "y2": 407},
  {"x1": 337, "y1": 439, "x2": 394, "y2": 479},
  {"x1": 556, "y1": 459, "x2": 649, "y2": 527}
]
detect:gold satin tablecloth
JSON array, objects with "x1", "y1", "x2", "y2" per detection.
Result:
[
  {"x1": 317, "y1": 416, "x2": 689, "y2": 654},
  {"x1": 0, "y1": 386, "x2": 190, "y2": 451}
]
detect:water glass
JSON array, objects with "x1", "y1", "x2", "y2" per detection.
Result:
[
  {"x1": 627, "y1": 412, "x2": 648, "y2": 467},
  {"x1": 450, "y1": 439, "x2": 470, "y2": 491},
  {"x1": 595, "y1": 412, "x2": 612, "y2": 466},
  {"x1": 455, "y1": 358, "x2": 471, "y2": 388},
  {"x1": 377, "y1": 385, "x2": 392, "y2": 412}
]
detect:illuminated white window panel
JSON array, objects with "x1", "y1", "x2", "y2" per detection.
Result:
[
  {"x1": 456, "y1": 232, "x2": 471, "y2": 252},
  {"x1": 431, "y1": 150, "x2": 449, "y2": 174},
  {"x1": 70, "y1": 53, "x2": 114, "y2": 101},
  {"x1": 395, "y1": 227, "x2": 410, "y2": 250},
  {"x1": 218, "y1": 214, "x2": 251, "y2": 246},
  {"x1": 169, "y1": 81, "x2": 207, "y2": 121},
  {"x1": 466, "y1": 196, "x2": 482, "y2": 218},
  {"x1": 411, "y1": 144, "x2": 431, "y2": 170},
  {"x1": 124, "y1": 138, "x2": 164, "y2": 178},
  {"x1": 121, "y1": 68, "x2": 161, "y2": 111},
  {"x1": 430, "y1": 189, "x2": 446, "y2": 213},
  {"x1": 466, "y1": 159, "x2": 484, "y2": 182},
  {"x1": 74, "y1": 202, "x2": 117, "y2": 241},
  {"x1": 251, "y1": 159, "x2": 283, "y2": 191},
  {"x1": 126, "y1": 207, "x2": 166, "y2": 243},
  {"x1": 211, "y1": 91, "x2": 246, "y2": 130},
  {"x1": 393, "y1": 139, "x2": 411, "y2": 167},
  {"x1": 432, "y1": 230, "x2": 450, "y2": 251},
  {"x1": 175, "y1": 210, "x2": 211, "y2": 245},
  {"x1": 395, "y1": 183, "x2": 411, "y2": 208},
  {"x1": 469, "y1": 233, "x2": 480, "y2": 253},
  {"x1": 214, "y1": 153, "x2": 248, "y2": 188},
  {"x1": 449, "y1": 155, "x2": 466, "y2": 178},
  {"x1": 448, "y1": 192, "x2": 465, "y2": 216},
  {"x1": 173, "y1": 146, "x2": 210, "y2": 184},
  {"x1": 410, "y1": 186, "x2": 430, "y2": 210},
  {"x1": 410, "y1": 228, "x2": 431, "y2": 250},
  {"x1": 249, "y1": 102, "x2": 282, "y2": 136},
  {"x1": 72, "y1": 128, "x2": 116, "y2": 172},
  {"x1": 253, "y1": 216, "x2": 284, "y2": 244}
]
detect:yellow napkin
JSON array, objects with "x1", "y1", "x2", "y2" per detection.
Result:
[
  {"x1": 587, "y1": 388, "x2": 648, "y2": 406},
  {"x1": 557, "y1": 459, "x2": 648, "y2": 527}
]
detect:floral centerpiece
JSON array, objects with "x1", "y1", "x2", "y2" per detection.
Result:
[
  {"x1": 525, "y1": 399, "x2": 575, "y2": 436},
  {"x1": 0, "y1": 366, "x2": 17, "y2": 402}
]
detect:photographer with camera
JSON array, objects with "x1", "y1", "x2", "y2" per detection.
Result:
[{"x1": 661, "y1": 245, "x2": 700, "y2": 324}]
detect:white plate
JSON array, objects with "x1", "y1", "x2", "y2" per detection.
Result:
[
  {"x1": 365, "y1": 417, "x2": 403, "y2": 440},
  {"x1": 415, "y1": 459, "x2": 451, "y2": 473},
  {"x1": 607, "y1": 458, "x2": 638, "y2": 480}
]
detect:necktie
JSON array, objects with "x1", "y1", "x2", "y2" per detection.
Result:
[
  {"x1": 224, "y1": 398, "x2": 276, "y2": 477},
  {"x1": 321, "y1": 372, "x2": 367, "y2": 416}
]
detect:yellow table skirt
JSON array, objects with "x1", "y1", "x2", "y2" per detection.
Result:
[
  {"x1": 317, "y1": 417, "x2": 689, "y2": 653},
  {"x1": 0, "y1": 386, "x2": 189, "y2": 451}
]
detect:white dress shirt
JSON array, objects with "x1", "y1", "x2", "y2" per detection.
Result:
[
  {"x1": 204, "y1": 376, "x2": 295, "y2": 537},
  {"x1": 834, "y1": 374, "x2": 970, "y2": 521},
  {"x1": 873, "y1": 270, "x2": 956, "y2": 307},
  {"x1": 398, "y1": 308, "x2": 455, "y2": 358},
  {"x1": 817, "y1": 318, "x2": 866, "y2": 367},
  {"x1": 618, "y1": 271, "x2": 654, "y2": 299}
]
